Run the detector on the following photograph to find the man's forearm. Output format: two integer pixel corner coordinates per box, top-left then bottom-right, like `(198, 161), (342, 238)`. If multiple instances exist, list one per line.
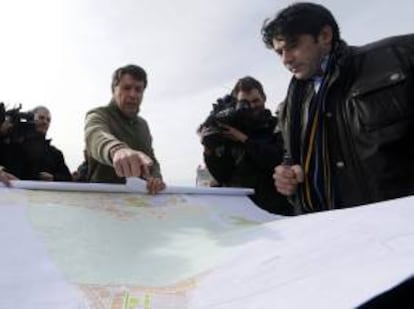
(85, 112), (126, 166)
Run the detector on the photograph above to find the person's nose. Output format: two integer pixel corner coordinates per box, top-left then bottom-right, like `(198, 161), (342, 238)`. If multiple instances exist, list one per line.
(282, 50), (294, 66)
(129, 89), (140, 100)
(250, 102), (259, 109)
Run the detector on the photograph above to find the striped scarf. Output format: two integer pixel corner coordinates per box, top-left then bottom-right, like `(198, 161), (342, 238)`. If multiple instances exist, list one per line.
(289, 60), (336, 212)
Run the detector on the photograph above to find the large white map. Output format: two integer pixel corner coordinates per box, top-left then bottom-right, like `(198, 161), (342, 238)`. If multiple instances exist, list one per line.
(1, 184), (414, 309)
(0, 185), (277, 308)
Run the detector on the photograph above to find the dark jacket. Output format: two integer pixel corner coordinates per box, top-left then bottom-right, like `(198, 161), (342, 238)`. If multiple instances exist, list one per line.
(73, 160), (88, 182)
(204, 112), (292, 215)
(0, 134), (72, 181)
(279, 34), (414, 211)
(21, 135), (72, 181)
(0, 141), (28, 178)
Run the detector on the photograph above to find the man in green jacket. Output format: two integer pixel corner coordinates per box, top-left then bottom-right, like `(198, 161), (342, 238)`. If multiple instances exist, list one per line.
(85, 64), (165, 194)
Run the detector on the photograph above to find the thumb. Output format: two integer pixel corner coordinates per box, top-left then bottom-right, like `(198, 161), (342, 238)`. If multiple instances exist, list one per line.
(139, 152), (153, 166)
(291, 165), (305, 183)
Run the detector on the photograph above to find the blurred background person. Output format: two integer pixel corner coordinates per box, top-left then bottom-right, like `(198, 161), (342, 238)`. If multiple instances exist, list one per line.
(72, 148), (89, 182)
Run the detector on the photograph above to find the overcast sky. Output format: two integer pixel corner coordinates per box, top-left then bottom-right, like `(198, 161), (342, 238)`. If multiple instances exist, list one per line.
(0, 0), (412, 185)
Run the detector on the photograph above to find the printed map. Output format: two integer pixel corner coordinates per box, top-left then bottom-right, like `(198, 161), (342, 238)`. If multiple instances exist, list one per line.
(1, 189), (276, 308)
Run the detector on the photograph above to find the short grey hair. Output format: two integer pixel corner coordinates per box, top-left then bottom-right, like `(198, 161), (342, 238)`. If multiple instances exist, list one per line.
(32, 106), (50, 115)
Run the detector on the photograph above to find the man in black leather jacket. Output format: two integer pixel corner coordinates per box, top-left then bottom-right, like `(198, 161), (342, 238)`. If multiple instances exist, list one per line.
(262, 3), (414, 213)
(199, 76), (292, 215)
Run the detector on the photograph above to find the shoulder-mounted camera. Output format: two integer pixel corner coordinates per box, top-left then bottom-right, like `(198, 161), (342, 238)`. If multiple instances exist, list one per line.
(199, 95), (275, 149)
(0, 102), (36, 143)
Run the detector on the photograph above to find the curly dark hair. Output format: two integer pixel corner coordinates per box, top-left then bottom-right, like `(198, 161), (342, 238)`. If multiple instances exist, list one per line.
(111, 64), (147, 92)
(261, 2), (340, 49)
(230, 76), (266, 102)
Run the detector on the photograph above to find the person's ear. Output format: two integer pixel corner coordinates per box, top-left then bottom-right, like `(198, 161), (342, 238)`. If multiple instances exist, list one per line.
(318, 25), (333, 48)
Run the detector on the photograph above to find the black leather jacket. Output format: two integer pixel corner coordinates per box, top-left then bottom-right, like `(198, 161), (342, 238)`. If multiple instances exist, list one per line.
(279, 34), (414, 209)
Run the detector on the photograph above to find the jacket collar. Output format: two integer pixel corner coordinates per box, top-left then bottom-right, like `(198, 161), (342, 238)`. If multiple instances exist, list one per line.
(108, 99), (139, 123)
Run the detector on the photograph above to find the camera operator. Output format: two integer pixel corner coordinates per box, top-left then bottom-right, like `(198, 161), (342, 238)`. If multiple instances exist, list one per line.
(0, 103), (32, 185)
(199, 76), (292, 215)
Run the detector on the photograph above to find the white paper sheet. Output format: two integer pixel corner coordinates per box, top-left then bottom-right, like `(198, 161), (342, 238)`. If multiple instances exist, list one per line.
(1, 177), (254, 195)
(188, 196), (414, 308)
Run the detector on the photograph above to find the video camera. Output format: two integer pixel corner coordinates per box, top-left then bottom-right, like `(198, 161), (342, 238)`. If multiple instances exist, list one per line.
(200, 95), (275, 149)
(0, 102), (36, 143)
